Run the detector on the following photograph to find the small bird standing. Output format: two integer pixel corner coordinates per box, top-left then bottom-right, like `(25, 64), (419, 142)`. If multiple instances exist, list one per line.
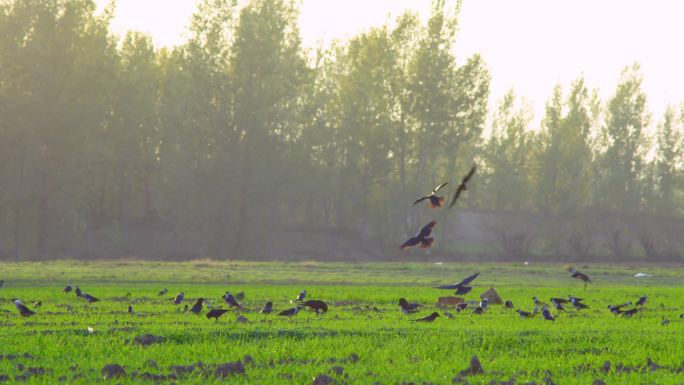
(414, 312), (440, 322)
(190, 298), (204, 315)
(296, 290), (306, 302)
(260, 301), (273, 314)
(542, 306), (555, 321)
(174, 292), (184, 305)
(63, 283), (72, 293)
(400, 221), (437, 250)
(504, 300), (514, 310)
(82, 293), (99, 303)
(75, 286), (82, 298)
(480, 297), (489, 312)
(158, 288), (168, 296)
(456, 303), (468, 312)
(13, 300), (34, 317)
(448, 164), (476, 209)
(127, 305), (134, 315)
(635, 295), (647, 307)
(278, 306), (300, 317)
(412, 182), (448, 208)
(399, 298), (422, 314)
(206, 309), (229, 321)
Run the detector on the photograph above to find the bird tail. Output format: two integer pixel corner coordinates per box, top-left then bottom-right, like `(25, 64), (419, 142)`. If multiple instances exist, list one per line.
(420, 238), (434, 248)
(430, 196), (445, 208)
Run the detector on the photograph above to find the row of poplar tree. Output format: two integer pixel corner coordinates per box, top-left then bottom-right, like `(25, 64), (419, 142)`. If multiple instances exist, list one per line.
(0, 0), (682, 259)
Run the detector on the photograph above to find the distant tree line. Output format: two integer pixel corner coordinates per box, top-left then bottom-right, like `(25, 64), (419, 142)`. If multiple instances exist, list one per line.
(0, 0), (682, 261)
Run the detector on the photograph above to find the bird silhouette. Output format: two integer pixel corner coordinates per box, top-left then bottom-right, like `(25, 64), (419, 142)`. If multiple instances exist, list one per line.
(435, 273), (479, 293)
(13, 300), (34, 317)
(296, 290), (306, 302)
(127, 305), (134, 315)
(635, 295), (647, 307)
(400, 221), (437, 249)
(190, 298), (204, 315)
(75, 286), (82, 297)
(207, 309), (229, 320)
(300, 300), (328, 314)
(82, 293), (98, 303)
(570, 268), (591, 287)
(448, 164), (476, 209)
(505, 300), (514, 310)
(63, 283), (72, 293)
(399, 298), (422, 314)
(223, 292), (242, 308)
(260, 301), (273, 314)
(278, 306), (300, 317)
(414, 312), (440, 322)
(412, 182), (448, 208)
(517, 309), (535, 318)
(174, 292), (184, 305)
(542, 306), (555, 321)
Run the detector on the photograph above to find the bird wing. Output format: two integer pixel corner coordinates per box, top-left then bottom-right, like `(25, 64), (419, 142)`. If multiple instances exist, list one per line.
(412, 196), (430, 206)
(418, 220), (437, 238)
(448, 184), (466, 209)
(400, 237), (421, 249)
(462, 164), (477, 184)
(434, 284), (460, 290)
(456, 272), (480, 286)
(432, 182), (448, 194)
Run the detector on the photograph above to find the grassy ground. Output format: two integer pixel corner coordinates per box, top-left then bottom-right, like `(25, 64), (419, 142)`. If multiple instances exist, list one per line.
(0, 260), (683, 384)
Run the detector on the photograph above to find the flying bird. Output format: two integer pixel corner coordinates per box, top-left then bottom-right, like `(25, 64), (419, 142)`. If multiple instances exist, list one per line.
(550, 298), (567, 311)
(570, 268), (591, 286)
(448, 164), (476, 209)
(412, 182), (448, 208)
(400, 220), (437, 250)
(63, 283), (72, 293)
(414, 312), (440, 322)
(399, 298), (422, 314)
(158, 288), (168, 296)
(260, 301), (273, 314)
(435, 272), (480, 291)
(206, 309), (229, 320)
(174, 292), (184, 305)
(505, 300), (514, 310)
(223, 292), (242, 308)
(300, 300), (328, 314)
(569, 296), (588, 310)
(13, 300), (34, 317)
(278, 306), (300, 317)
(190, 298), (204, 315)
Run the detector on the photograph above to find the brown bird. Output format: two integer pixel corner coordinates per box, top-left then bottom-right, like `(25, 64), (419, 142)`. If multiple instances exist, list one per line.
(300, 300), (328, 314)
(206, 309), (229, 320)
(414, 312), (440, 322)
(413, 182), (448, 208)
(400, 220), (437, 249)
(570, 268), (591, 287)
(448, 164), (476, 209)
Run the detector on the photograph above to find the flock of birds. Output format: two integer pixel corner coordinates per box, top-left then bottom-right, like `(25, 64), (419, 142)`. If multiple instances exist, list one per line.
(3, 165), (683, 324)
(6, 267), (684, 324)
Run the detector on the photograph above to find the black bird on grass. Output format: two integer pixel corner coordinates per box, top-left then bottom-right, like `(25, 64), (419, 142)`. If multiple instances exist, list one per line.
(296, 290), (306, 302)
(260, 301), (273, 314)
(82, 293), (99, 303)
(128, 305), (134, 315)
(13, 300), (34, 317)
(400, 221), (437, 250)
(63, 283), (72, 293)
(414, 312), (440, 322)
(635, 295), (647, 307)
(517, 309), (535, 318)
(542, 306), (555, 321)
(158, 288), (168, 296)
(621, 308), (639, 318)
(413, 182), (448, 208)
(206, 309), (229, 321)
(278, 306), (300, 317)
(75, 286), (82, 298)
(223, 292), (242, 308)
(456, 303), (468, 312)
(174, 292), (184, 305)
(300, 300), (328, 314)
(473, 306), (484, 315)
(448, 164), (476, 209)
(607, 305), (623, 315)
(190, 298), (204, 315)
(505, 300), (514, 310)
(399, 298), (422, 314)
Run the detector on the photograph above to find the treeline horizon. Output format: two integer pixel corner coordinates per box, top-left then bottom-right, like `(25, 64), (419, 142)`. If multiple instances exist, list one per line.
(0, 0), (683, 262)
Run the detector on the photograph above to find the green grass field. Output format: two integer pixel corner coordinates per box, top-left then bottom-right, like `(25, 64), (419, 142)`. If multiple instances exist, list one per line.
(0, 260), (683, 384)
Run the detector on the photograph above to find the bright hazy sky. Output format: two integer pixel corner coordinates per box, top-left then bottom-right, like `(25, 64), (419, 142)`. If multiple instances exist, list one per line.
(96, 0), (684, 126)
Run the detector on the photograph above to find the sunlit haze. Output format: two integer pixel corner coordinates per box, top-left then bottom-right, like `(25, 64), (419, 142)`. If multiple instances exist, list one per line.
(97, 0), (684, 126)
